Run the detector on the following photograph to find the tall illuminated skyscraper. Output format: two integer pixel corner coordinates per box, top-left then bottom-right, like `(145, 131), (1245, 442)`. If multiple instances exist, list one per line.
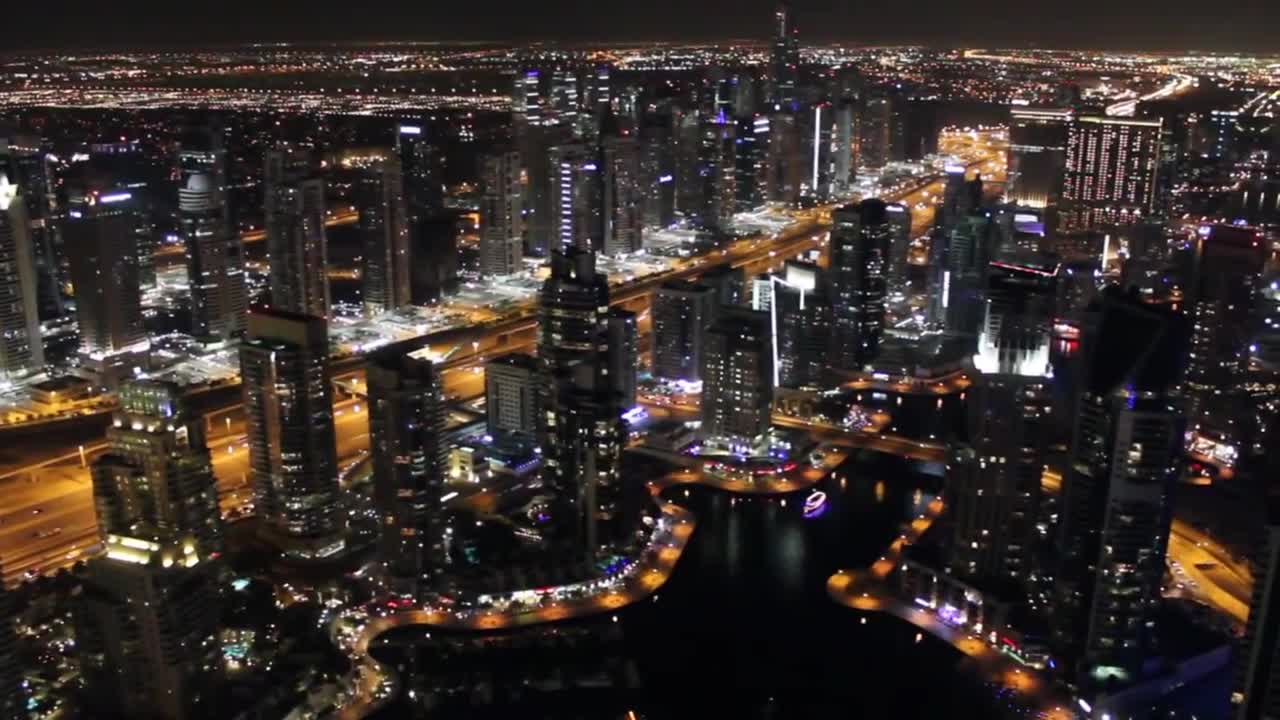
(240, 308), (343, 559)
(885, 202), (912, 294)
(772, 262), (831, 391)
(653, 280), (717, 383)
(479, 149), (523, 276)
(264, 150), (329, 318)
(1186, 224), (1266, 397)
(179, 127), (246, 342)
(768, 1), (800, 108)
(1052, 288), (1187, 689)
(861, 92), (893, 170)
(358, 157), (411, 316)
(701, 309), (773, 453)
(538, 248), (627, 559)
(1006, 108), (1072, 209)
(1061, 115), (1163, 230)
(549, 144), (600, 251)
(396, 122), (443, 219)
(829, 200), (891, 371)
(64, 187), (148, 380)
(949, 257), (1057, 584)
(602, 135), (643, 256)
(734, 115), (769, 212)
(368, 348), (448, 594)
(0, 172), (44, 379)
(92, 380), (223, 554)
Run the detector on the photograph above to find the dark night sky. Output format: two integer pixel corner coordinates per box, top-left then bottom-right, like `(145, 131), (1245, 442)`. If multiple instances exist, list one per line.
(9, 0), (1279, 52)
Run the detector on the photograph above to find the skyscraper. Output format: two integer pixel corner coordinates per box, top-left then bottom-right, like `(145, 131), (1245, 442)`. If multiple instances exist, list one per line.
(829, 200), (891, 371)
(240, 308), (343, 559)
(76, 537), (221, 720)
(639, 113), (677, 228)
(538, 249), (627, 558)
(1061, 115), (1163, 230)
(652, 280), (717, 383)
(1186, 224), (1266, 396)
(766, 112), (803, 207)
(768, 1), (800, 109)
(1007, 108), (1072, 209)
(1052, 288), (1188, 688)
(178, 126), (246, 342)
(264, 149), (329, 319)
(359, 157), (411, 317)
(1234, 497), (1280, 720)
(602, 135), (643, 256)
(0, 135), (63, 321)
(0, 172), (44, 379)
(92, 380), (223, 553)
(885, 202), (912, 294)
(368, 348), (448, 593)
(701, 309), (774, 453)
(606, 308), (638, 409)
(485, 353), (540, 444)
(772, 262), (831, 391)
(479, 149), (524, 276)
(698, 117), (737, 232)
(861, 92), (893, 170)
(64, 188), (147, 361)
(549, 144), (600, 251)
(949, 257), (1057, 584)
(396, 123), (443, 219)
(734, 115), (769, 212)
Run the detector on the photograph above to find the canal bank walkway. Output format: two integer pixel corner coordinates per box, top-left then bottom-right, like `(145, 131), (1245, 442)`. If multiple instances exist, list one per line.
(826, 496), (1074, 719)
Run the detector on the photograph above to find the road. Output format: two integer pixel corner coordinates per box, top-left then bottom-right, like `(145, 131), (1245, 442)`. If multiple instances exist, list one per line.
(153, 209), (360, 259)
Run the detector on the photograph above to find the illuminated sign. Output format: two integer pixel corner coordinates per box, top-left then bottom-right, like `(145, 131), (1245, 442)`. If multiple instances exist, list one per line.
(803, 490), (828, 518)
(399, 125), (423, 135)
(886, 205), (905, 214)
(945, 164), (965, 174)
(99, 192), (132, 204)
(658, 174), (674, 184)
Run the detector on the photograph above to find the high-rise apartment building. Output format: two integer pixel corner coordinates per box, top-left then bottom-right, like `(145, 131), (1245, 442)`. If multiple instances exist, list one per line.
(92, 380), (223, 553)
(485, 353), (540, 444)
(550, 144), (601, 252)
(0, 172), (44, 379)
(240, 308), (343, 559)
(861, 93), (893, 170)
(479, 150), (524, 276)
(602, 136), (643, 256)
(768, 1), (800, 109)
(652, 280), (717, 383)
(772, 262), (831, 391)
(178, 127), (246, 342)
(396, 123), (443, 219)
(701, 309), (774, 453)
(1052, 289), (1187, 689)
(606, 308), (638, 409)
(829, 200), (891, 371)
(358, 157), (411, 317)
(264, 149), (329, 318)
(885, 202), (912, 294)
(368, 348), (448, 593)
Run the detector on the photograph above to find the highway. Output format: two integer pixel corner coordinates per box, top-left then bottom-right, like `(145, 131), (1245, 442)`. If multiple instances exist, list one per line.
(153, 209), (360, 259)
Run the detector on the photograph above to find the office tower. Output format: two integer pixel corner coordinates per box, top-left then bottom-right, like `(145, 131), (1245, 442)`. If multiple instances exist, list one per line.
(885, 202), (912, 294)
(701, 309), (773, 453)
(829, 200), (891, 371)
(358, 157), (411, 317)
(606, 308), (637, 409)
(514, 71), (557, 257)
(926, 169), (984, 325)
(179, 128), (245, 342)
(602, 136), (643, 256)
(942, 214), (1000, 337)
(368, 348), (448, 593)
(479, 149), (523, 276)
(92, 380), (222, 553)
(264, 150), (329, 318)
(653, 280), (717, 382)
(240, 309), (343, 559)
(1208, 109), (1240, 161)
(538, 248), (626, 558)
(639, 115), (677, 228)
(675, 110), (704, 219)
(768, 1), (800, 109)
(735, 115), (769, 212)
(1061, 116), (1163, 230)
(802, 103), (836, 200)
(0, 135), (62, 320)
(485, 353), (540, 444)
(697, 118), (737, 232)
(1234, 498), (1280, 719)
(548, 71), (582, 133)
(950, 258), (1057, 584)
(396, 123), (443, 219)
(1007, 108), (1072, 209)
(77, 537), (221, 720)
(550, 144), (601, 251)
(0, 583), (24, 720)
(64, 189), (146, 358)
(409, 214), (459, 303)
(772, 262), (831, 390)
(701, 262), (747, 308)
(0, 172), (44, 379)
(766, 112), (803, 206)
(1186, 224), (1266, 396)
(587, 64), (612, 113)
(861, 92), (893, 170)
(1052, 288), (1187, 687)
